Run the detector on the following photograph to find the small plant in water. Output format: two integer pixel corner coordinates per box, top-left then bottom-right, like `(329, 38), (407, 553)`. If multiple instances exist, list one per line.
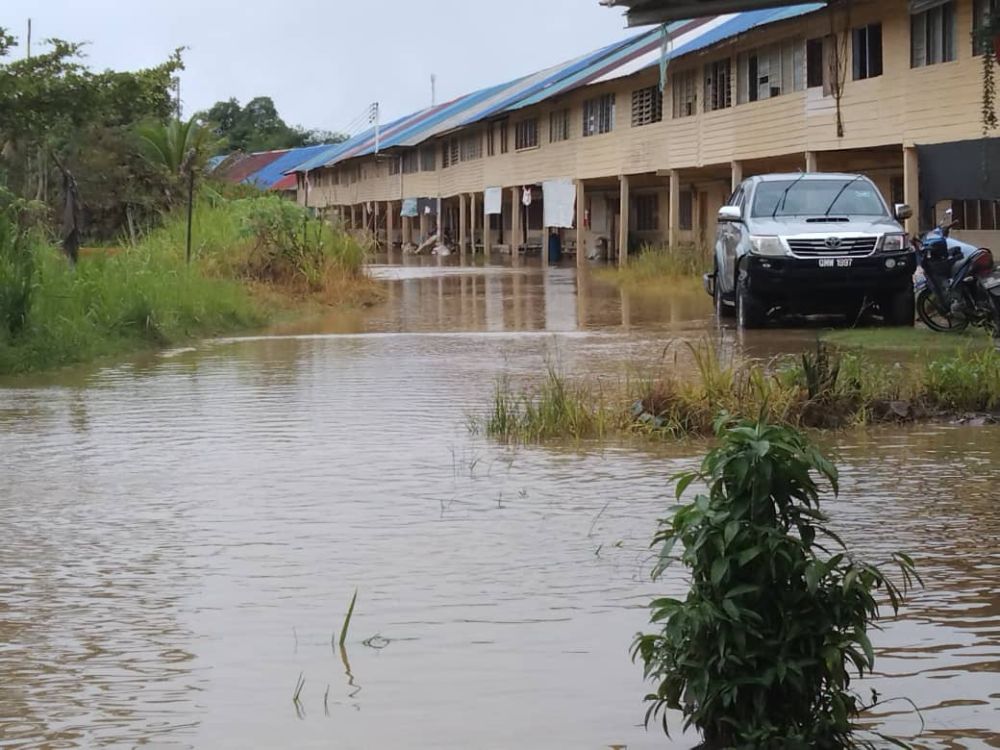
(633, 417), (920, 749)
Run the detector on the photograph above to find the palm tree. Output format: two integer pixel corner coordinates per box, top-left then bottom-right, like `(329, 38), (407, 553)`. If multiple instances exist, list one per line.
(136, 116), (221, 263)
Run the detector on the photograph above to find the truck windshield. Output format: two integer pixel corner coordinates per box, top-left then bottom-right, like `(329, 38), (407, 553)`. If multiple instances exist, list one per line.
(751, 179), (887, 218)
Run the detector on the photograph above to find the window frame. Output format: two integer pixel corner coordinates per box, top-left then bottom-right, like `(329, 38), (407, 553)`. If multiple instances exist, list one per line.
(549, 109), (570, 143)
(631, 84), (663, 126)
(704, 59), (732, 112)
(911, 2), (956, 68)
(514, 118), (539, 151)
(633, 193), (659, 232)
(582, 93), (615, 137)
(672, 69), (699, 118)
(852, 23), (883, 80)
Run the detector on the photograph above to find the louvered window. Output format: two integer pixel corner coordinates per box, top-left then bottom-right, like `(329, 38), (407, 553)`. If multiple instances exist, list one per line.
(582, 94), (615, 136)
(460, 132), (482, 161)
(672, 70), (698, 118)
(705, 59), (732, 111)
(631, 85), (663, 126)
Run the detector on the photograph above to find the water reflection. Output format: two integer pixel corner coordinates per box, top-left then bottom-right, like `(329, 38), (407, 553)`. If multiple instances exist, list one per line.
(0, 258), (996, 749)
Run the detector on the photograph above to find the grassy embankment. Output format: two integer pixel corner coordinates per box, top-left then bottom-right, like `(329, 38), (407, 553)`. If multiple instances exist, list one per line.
(595, 243), (711, 289)
(0, 194), (376, 375)
(481, 341), (1000, 442)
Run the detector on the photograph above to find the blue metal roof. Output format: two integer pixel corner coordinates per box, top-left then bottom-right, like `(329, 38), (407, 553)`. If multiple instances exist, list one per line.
(289, 3), (822, 174)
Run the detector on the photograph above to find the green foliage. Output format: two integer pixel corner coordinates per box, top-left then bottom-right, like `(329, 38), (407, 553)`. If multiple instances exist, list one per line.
(0, 205), (36, 339)
(480, 341), (1000, 442)
(600, 243), (712, 287)
(633, 419), (919, 748)
(136, 116), (221, 177)
(199, 96), (346, 154)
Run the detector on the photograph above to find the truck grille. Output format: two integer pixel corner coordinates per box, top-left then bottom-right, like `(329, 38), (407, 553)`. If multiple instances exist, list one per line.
(786, 236), (878, 257)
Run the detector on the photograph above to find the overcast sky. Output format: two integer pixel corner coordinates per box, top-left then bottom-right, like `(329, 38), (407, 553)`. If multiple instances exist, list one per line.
(5, 1), (633, 134)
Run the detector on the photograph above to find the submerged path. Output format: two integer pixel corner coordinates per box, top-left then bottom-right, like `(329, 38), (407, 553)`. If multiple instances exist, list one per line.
(1, 257), (997, 748)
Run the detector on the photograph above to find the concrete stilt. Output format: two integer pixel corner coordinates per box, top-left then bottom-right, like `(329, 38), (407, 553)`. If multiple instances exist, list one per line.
(668, 170), (681, 249)
(731, 160), (744, 192)
(805, 150), (818, 173)
(510, 187), (521, 262)
(576, 179), (586, 269)
(903, 145), (920, 236)
(459, 192), (468, 256)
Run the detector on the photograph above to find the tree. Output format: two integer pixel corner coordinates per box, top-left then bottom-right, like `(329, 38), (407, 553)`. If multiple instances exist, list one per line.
(199, 96), (346, 153)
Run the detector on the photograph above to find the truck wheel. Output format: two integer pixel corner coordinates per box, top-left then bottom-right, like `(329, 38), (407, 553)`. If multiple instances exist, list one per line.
(736, 275), (766, 330)
(714, 266), (734, 320)
(882, 287), (915, 327)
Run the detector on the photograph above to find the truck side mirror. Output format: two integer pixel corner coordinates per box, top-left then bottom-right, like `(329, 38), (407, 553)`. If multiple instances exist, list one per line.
(718, 205), (742, 222)
(894, 203), (913, 221)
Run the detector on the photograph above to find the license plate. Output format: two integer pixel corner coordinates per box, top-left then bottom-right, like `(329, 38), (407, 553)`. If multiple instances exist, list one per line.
(983, 274), (1000, 290)
(818, 258), (853, 268)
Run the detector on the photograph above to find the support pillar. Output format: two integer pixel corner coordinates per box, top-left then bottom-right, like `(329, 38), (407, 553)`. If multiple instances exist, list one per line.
(419, 209), (430, 240)
(668, 170), (681, 249)
(510, 187), (521, 259)
(903, 145), (920, 236)
(731, 160), (743, 192)
(618, 174), (630, 268)
(351, 204), (358, 230)
(805, 150), (818, 173)
(484, 196), (493, 255)
(470, 193), (478, 253)
(575, 179), (586, 269)
(373, 201), (381, 242)
(436, 197), (443, 241)
(693, 190), (703, 250)
(402, 215), (412, 246)
(386, 201), (395, 250)
(459, 192), (468, 255)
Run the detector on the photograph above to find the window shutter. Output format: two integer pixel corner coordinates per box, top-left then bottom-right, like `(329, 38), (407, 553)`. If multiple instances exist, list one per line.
(911, 13), (927, 67)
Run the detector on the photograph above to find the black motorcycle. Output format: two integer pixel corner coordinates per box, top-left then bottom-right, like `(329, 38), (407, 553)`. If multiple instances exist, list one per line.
(913, 214), (1000, 335)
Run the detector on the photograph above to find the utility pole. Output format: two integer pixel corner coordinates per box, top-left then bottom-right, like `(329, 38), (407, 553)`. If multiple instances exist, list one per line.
(26, 18), (31, 58)
(372, 102), (380, 154)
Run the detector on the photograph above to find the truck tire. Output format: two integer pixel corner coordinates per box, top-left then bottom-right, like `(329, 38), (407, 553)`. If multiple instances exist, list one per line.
(736, 274), (766, 329)
(882, 287), (915, 327)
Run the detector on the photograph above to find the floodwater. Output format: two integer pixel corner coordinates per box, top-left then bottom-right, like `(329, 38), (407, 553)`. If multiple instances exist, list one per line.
(1, 254), (997, 749)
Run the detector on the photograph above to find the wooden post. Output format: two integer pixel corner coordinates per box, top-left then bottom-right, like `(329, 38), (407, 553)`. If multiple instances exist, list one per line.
(731, 160), (743, 192)
(402, 214), (412, 246)
(576, 179), (586, 269)
(668, 170), (681, 249)
(510, 187), (520, 259)
(805, 151), (818, 173)
(459, 192), (468, 256)
(419, 208), (429, 240)
(386, 201), (396, 250)
(618, 174), (630, 268)
(903, 145), (920, 236)
(351, 204), (358, 230)
(484, 194), (493, 255)
(436, 197), (443, 243)
(470, 193), (478, 253)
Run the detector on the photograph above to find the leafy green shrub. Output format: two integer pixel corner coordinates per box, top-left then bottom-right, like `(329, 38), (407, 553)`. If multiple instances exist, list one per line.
(0, 209), (36, 339)
(633, 418), (919, 749)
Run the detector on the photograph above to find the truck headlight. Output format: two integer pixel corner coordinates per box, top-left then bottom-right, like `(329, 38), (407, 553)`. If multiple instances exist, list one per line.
(881, 233), (907, 253)
(749, 236), (785, 256)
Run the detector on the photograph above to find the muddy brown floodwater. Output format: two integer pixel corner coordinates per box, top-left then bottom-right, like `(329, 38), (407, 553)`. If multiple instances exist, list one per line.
(1, 255), (997, 750)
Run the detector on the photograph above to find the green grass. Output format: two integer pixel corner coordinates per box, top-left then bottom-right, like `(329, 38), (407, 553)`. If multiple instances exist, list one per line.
(0, 194), (374, 375)
(822, 326), (994, 352)
(597, 243), (711, 288)
(478, 341), (1000, 443)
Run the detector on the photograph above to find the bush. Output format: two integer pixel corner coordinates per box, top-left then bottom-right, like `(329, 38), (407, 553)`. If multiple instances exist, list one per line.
(633, 418), (919, 749)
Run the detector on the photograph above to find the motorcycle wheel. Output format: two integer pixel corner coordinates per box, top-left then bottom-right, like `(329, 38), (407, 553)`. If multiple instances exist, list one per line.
(916, 288), (969, 333)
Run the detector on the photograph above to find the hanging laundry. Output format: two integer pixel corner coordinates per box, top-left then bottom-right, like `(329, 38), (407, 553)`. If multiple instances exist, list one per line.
(484, 187), (503, 215)
(522, 186), (533, 207)
(400, 198), (418, 217)
(542, 178), (576, 228)
(416, 197), (437, 215)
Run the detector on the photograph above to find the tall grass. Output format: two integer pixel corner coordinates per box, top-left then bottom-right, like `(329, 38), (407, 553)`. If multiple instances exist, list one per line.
(479, 341), (1000, 442)
(599, 243), (712, 288)
(0, 194), (375, 374)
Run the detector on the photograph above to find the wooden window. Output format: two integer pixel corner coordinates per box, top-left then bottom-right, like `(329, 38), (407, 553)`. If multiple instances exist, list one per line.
(549, 109), (570, 142)
(679, 190), (693, 231)
(911, 2), (956, 67)
(852, 23), (883, 79)
(514, 118), (539, 150)
(951, 199), (1000, 230)
(449, 138), (459, 165)
(402, 150), (419, 174)
(420, 146), (436, 172)
(634, 193), (659, 231)
(487, 125), (495, 156)
(806, 38), (825, 88)
(672, 70), (698, 118)
(704, 60), (732, 112)
(441, 141), (449, 169)
(388, 157), (400, 175)
(331, 169), (340, 186)
(460, 132), (482, 161)
(736, 39), (805, 104)
(499, 121), (509, 153)
(631, 85), (663, 126)
(974, 0), (1000, 54)
(582, 93), (615, 136)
